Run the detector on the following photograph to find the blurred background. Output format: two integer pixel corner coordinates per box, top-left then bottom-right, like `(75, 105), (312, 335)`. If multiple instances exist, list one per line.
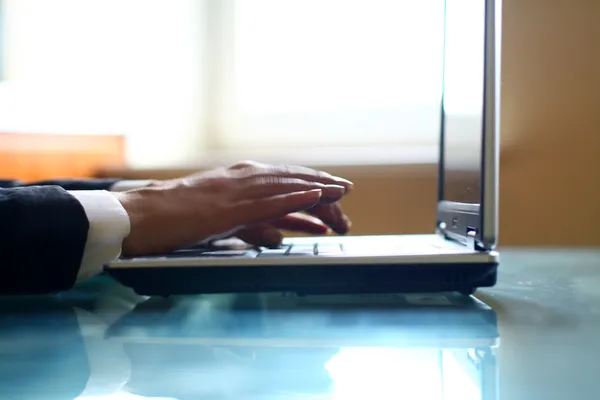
(0, 0), (598, 246)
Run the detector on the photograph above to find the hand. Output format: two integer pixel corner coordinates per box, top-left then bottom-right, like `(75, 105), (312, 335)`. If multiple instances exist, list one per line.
(113, 161), (353, 256)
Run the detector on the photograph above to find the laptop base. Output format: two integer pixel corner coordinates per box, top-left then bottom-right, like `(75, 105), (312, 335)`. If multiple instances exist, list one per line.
(106, 261), (498, 297)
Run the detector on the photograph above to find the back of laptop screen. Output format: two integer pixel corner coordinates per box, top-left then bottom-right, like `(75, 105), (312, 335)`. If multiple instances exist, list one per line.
(441, 0), (486, 204)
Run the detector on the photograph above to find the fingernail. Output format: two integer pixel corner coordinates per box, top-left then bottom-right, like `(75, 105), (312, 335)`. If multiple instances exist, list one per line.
(339, 216), (352, 233)
(323, 184), (346, 200)
(344, 216), (352, 230)
(301, 189), (322, 204)
(334, 177), (354, 190)
(308, 188), (323, 198)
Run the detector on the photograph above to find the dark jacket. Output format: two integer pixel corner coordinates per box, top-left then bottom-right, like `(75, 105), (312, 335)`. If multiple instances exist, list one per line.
(0, 179), (119, 294)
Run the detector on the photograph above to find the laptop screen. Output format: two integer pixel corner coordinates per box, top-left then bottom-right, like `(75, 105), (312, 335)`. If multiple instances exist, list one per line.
(441, 0), (486, 204)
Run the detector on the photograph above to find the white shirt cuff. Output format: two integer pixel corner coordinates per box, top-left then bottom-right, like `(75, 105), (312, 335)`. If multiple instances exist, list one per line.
(68, 190), (131, 281)
(110, 180), (153, 192)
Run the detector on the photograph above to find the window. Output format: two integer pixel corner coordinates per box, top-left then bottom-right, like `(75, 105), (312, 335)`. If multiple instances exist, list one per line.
(0, 0), (446, 167)
(218, 0), (445, 152)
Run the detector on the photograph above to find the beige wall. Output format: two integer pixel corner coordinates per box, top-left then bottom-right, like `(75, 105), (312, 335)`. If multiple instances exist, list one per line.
(324, 0), (600, 247)
(98, 0), (600, 247)
(497, 0), (600, 246)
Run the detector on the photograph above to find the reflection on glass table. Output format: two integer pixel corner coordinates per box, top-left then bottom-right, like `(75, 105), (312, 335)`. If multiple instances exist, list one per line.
(103, 292), (499, 400)
(0, 288), (498, 400)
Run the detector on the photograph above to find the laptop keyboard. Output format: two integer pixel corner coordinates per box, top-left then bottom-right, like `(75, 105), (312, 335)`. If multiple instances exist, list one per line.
(148, 237), (467, 260)
(258, 243), (344, 257)
(158, 243), (344, 259)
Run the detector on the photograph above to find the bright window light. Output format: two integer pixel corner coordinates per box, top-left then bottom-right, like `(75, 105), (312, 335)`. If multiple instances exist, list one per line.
(0, 0), (487, 166)
(221, 0), (445, 150)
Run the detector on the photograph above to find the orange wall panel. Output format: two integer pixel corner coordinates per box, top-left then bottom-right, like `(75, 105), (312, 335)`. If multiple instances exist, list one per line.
(0, 133), (125, 182)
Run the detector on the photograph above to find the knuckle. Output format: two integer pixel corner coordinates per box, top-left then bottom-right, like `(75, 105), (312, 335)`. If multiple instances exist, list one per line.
(229, 161), (266, 181)
(257, 176), (316, 189)
(276, 163), (297, 176)
(262, 163), (290, 177)
(230, 160), (260, 170)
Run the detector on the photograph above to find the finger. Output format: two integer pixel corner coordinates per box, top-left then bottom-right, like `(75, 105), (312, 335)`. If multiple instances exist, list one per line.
(270, 213), (329, 235)
(236, 224), (283, 248)
(233, 162), (354, 192)
(238, 189), (324, 227)
(237, 176), (346, 203)
(306, 202), (352, 235)
(271, 164), (354, 192)
(236, 213), (329, 247)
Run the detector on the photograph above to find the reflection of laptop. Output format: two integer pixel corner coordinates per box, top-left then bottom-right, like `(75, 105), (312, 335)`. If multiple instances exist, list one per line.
(105, 293), (499, 400)
(105, 0), (501, 297)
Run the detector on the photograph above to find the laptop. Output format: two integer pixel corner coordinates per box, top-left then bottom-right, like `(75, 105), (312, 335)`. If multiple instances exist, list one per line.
(105, 0), (502, 297)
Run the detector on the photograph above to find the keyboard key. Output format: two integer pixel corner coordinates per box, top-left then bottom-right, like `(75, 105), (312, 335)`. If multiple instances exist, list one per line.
(287, 244), (316, 256)
(316, 243), (343, 255)
(161, 250), (210, 258)
(286, 252), (315, 257)
(200, 250), (250, 257)
(290, 244), (315, 251)
(162, 249), (250, 258)
(258, 248), (289, 257)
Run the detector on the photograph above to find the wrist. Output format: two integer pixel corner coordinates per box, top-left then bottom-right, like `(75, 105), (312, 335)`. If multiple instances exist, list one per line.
(111, 190), (159, 256)
(111, 179), (159, 192)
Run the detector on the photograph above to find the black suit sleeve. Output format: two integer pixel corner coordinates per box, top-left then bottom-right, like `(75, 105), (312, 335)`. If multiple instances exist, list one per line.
(0, 178), (121, 294)
(0, 186), (90, 294)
